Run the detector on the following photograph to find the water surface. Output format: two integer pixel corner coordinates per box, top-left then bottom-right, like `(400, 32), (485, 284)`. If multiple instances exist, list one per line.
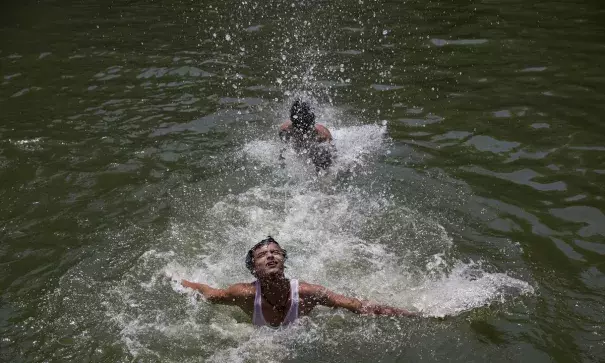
(1, 0), (604, 362)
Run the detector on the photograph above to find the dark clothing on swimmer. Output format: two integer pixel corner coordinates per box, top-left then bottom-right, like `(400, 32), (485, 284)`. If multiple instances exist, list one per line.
(279, 101), (335, 170)
(290, 100), (316, 134)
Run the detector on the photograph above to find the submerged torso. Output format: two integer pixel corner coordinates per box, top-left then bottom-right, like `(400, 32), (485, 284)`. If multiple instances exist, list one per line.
(284, 126), (335, 170)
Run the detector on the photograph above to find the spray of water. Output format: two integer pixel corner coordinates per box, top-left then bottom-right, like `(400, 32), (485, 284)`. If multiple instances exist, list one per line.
(98, 100), (533, 362)
(71, 2), (535, 359)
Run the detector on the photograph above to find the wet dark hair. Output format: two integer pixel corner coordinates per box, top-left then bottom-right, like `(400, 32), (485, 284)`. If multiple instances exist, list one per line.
(245, 236), (288, 274)
(290, 100), (315, 133)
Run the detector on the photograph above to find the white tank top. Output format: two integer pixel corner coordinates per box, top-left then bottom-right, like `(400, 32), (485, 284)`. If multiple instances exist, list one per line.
(252, 279), (299, 327)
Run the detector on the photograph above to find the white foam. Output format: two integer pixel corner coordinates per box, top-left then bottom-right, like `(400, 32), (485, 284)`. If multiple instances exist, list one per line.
(412, 260), (534, 317)
(11, 137), (42, 145)
(105, 104), (533, 361)
(242, 122), (389, 181)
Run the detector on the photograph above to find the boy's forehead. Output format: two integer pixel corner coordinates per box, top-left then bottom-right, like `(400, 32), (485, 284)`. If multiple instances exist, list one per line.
(253, 242), (281, 254)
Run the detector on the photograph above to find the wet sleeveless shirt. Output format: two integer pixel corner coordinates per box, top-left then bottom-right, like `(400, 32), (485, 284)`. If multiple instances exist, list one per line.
(253, 279), (299, 327)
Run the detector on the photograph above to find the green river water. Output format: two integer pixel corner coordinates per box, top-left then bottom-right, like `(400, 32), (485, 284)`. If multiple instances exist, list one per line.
(1, 0), (604, 362)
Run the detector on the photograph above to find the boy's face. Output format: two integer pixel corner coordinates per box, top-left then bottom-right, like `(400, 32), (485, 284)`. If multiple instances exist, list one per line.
(252, 242), (286, 278)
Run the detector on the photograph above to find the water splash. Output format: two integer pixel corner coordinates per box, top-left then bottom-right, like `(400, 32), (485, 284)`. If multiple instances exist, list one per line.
(100, 104), (533, 361)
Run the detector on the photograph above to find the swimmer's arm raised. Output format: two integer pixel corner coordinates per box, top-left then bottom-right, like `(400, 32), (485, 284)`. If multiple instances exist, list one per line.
(315, 125), (332, 142)
(307, 283), (417, 317)
(278, 121), (292, 142)
(279, 120), (292, 130)
(181, 280), (251, 306)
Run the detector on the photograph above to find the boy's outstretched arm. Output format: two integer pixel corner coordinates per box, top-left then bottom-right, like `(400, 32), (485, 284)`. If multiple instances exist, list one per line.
(181, 279), (252, 307)
(305, 283), (419, 317)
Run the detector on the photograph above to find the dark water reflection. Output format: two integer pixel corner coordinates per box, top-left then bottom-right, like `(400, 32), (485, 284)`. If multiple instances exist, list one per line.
(1, 0), (605, 361)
